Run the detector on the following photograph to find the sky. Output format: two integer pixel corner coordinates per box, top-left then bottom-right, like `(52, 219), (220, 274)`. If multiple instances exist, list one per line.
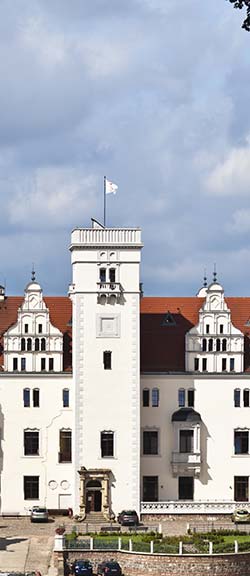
(1, 0), (250, 297)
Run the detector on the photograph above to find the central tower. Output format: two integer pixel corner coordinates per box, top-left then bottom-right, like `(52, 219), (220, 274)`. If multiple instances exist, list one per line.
(69, 221), (143, 517)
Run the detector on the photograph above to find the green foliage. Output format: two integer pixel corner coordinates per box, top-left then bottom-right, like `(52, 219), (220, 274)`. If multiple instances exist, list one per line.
(227, 0), (250, 30)
(65, 530), (77, 541)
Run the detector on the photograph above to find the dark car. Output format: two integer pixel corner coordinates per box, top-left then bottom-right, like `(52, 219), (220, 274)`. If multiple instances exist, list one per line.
(97, 561), (122, 576)
(117, 509), (139, 526)
(72, 560), (93, 575)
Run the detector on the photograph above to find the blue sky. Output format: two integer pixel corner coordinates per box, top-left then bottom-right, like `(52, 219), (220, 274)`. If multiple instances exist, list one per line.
(0, 0), (250, 297)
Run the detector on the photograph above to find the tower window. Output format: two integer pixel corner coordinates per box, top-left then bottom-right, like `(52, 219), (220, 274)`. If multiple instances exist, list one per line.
(109, 268), (116, 283)
(202, 339), (207, 352)
(222, 338), (227, 352)
(41, 358), (46, 372)
(101, 431), (114, 457)
(35, 338), (39, 351)
(63, 388), (69, 407)
(152, 388), (159, 407)
(21, 358), (26, 371)
(24, 324), (29, 334)
(21, 338), (26, 351)
(23, 388), (30, 407)
(194, 358), (199, 371)
(208, 339), (213, 352)
(216, 338), (221, 352)
(38, 324), (42, 334)
(220, 324), (224, 334)
(202, 358), (207, 371)
(41, 338), (46, 351)
(178, 389), (185, 407)
(13, 358), (18, 372)
(103, 351), (112, 370)
(100, 269), (106, 283)
(206, 324), (210, 334)
(143, 389), (150, 407)
(222, 358), (227, 372)
(230, 358), (235, 372)
(49, 358), (54, 371)
(234, 389), (241, 408)
(33, 388), (40, 407)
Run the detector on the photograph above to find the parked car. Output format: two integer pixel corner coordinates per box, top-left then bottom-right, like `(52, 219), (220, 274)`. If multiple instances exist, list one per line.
(232, 509), (250, 523)
(72, 559), (93, 575)
(30, 506), (49, 522)
(117, 509), (139, 526)
(97, 561), (122, 576)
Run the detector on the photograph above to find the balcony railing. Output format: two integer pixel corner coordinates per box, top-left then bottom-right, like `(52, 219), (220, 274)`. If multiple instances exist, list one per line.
(171, 451), (201, 477)
(97, 282), (123, 294)
(141, 501), (250, 514)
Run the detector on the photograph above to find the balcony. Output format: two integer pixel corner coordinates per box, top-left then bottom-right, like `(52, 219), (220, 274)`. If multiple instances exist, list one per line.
(171, 452), (201, 478)
(97, 282), (124, 303)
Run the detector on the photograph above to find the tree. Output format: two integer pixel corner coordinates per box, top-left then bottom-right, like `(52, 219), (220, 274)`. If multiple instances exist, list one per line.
(227, 0), (250, 30)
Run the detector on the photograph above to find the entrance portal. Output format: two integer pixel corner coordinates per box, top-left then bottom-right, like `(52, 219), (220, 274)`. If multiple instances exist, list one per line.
(86, 489), (102, 512)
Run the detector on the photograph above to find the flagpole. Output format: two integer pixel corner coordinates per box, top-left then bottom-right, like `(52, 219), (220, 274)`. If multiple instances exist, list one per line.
(104, 175), (106, 227)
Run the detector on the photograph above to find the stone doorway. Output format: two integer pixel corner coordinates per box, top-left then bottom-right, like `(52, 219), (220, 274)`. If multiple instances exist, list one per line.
(78, 467), (112, 519)
(86, 480), (102, 512)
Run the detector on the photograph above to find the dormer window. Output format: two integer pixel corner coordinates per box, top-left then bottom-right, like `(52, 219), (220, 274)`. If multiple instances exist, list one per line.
(220, 324), (224, 334)
(206, 324), (210, 334)
(38, 324), (42, 334)
(24, 324), (29, 334)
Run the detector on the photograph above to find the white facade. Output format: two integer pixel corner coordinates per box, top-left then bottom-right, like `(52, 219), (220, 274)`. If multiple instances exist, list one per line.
(0, 222), (250, 517)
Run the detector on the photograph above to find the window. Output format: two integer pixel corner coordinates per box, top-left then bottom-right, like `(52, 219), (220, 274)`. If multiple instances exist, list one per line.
(33, 388), (40, 407)
(59, 430), (72, 462)
(109, 268), (116, 283)
(21, 358), (26, 372)
(234, 476), (249, 502)
(194, 358), (199, 371)
(179, 430), (193, 453)
(41, 358), (46, 372)
(41, 338), (46, 351)
(234, 431), (249, 454)
(152, 388), (159, 407)
(35, 338), (39, 351)
(49, 358), (54, 372)
(244, 389), (250, 408)
(220, 324), (224, 334)
(208, 338), (213, 352)
(202, 339), (207, 352)
(202, 358), (207, 371)
(13, 358), (18, 371)
(143, 389), (150, 407)
(27, 338), (32, 351)
(178, 389), (185, 407)
(143, 430), (158, 455)
(216, 338), (221, 352)
(222, 338), (227, 352)
(24, 430), (39, 456)
(179, 477), (194, 500)
(143, 476), (158, 502)
(101, 431), (114, 457)
(21, 338), (26, 351)
(103, 351), (112, 370)
(234, 389), (241, 408)
(222, 358), (227, 372)
(100, 268), (106, 283)
(23, 388), (30, 407)
(38, 324), (42, 334)
(63, 388), (69, 407)
(230, 358), (235, 372)
(24, 324), (29, 334)
(24, 476), (39, 499)
(206, 324), (210, 334)
(188, 389), (194, 408)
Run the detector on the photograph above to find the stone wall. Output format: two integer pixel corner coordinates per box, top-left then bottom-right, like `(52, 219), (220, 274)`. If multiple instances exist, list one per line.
(55, 549), (250, 576)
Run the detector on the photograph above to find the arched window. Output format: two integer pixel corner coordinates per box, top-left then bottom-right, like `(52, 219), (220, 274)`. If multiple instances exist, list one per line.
(27, 338), (32, 351)
(35, 338), (39, 351)
(234, 389), (241, 408)
(23, 388), (30, 407)
(41, 338), (46, 351)
(152, 388), (159, 407)
(21, 338), (26, 351)
(222, 338), (227, 352)
(216, 339), (221, 352)
(143, 389), (150, 407)
(178, 389), (185, 407)
(208, 338), (213, 352)
(243, 389), (250, 408)
(202, 339), (207, 352)
(63, 389), (69, 408)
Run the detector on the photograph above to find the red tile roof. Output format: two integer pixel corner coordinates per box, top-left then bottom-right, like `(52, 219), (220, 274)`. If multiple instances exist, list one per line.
(140, 297), (250, 372)
(0, 297), (72, 372)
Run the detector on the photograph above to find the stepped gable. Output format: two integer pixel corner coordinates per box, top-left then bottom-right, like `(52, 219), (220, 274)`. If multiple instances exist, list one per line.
(0, 296), (72, 372)
(140, 296), (250, 373)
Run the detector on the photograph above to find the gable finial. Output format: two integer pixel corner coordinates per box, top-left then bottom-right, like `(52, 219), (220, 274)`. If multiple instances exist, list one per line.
(31, 263), (36, 282)
(203, 268), (207, 288)
(213, 263), (217, 283)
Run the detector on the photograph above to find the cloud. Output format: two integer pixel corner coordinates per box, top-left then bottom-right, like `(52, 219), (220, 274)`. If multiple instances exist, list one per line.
(206, 143), (250, 196)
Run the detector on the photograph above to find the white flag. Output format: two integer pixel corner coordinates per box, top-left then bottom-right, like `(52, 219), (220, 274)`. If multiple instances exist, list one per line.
(106, 178), (118, 194)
